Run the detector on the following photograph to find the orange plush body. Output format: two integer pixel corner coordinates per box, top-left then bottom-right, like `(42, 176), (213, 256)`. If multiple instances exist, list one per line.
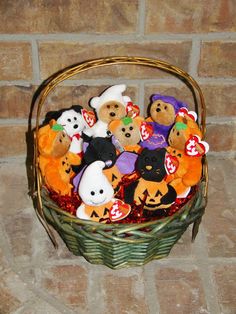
(166, 147), (202, 196)
(37, 120), (81, 195)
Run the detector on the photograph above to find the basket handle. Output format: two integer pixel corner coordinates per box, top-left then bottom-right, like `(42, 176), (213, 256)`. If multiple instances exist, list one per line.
(33, 56), (207, 247)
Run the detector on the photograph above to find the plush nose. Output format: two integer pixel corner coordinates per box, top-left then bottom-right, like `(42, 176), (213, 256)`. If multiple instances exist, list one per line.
(110, 112), (116, 117)
(146, 165), (152, 170)
(125, 133), (131, 138)
(156, 108), (161, 112)
(73, 124), (78, 129)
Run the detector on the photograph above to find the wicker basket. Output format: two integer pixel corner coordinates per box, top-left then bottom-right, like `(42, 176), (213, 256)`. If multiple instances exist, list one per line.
(33, 56), (208, 269)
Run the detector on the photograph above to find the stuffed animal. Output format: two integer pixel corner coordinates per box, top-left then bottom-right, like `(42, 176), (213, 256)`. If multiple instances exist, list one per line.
(132, 148), (177, 210)
(141, 94), (187, 150)
(44, 105), (94, 155)
(83, 84), (130, 138)
(109, 116), (144, 153)
(76, 161), (131, 222)
(73, 137), (138, 193)
(43, 152), (81, 195)
(165, 147), (202, 197)
(38, 119), (71, 176)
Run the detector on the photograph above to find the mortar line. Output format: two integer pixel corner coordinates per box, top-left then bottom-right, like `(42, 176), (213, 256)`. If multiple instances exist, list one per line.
(31, 39), (41, 83)
(189, 39), (201, 77)
(137, 0), (146, 36)
(0, 32), (235, 41)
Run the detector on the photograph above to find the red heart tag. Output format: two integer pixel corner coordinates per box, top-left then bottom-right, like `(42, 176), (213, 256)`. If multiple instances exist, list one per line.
(177, 107), (197, 121)
(82, 109), (96, 127)
(165, 153), (179, 174)
(126, 102), (140, 118)
(185, 135), (209, 157)
(139, 122), (154, 141)
(109, 200), (131, 222)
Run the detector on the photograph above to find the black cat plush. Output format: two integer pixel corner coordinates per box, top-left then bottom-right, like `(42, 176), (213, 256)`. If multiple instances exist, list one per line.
(133, 148), (177, 211)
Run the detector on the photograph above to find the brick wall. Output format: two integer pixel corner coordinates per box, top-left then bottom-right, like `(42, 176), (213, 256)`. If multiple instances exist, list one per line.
(0, 0), (236, 160)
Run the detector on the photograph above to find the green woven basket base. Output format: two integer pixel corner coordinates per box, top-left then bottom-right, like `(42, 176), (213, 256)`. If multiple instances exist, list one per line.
(41, 181), (206, 269)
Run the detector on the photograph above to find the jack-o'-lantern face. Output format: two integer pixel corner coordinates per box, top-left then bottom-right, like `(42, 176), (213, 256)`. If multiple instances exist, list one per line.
(103, 165), (122, 192)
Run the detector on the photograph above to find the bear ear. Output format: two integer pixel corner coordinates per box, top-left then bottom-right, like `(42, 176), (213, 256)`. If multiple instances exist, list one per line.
(90, 97), (100, 109)
(108, 120), (121, 133)
(71, 105), (83, 114)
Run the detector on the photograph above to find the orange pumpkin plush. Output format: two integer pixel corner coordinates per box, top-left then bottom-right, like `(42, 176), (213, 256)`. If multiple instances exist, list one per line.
(166, 147), (202, 196)
(37, 119), (81, 195)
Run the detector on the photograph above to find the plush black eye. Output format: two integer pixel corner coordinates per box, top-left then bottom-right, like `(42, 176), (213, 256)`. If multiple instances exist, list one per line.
(62, 161), (65, 165)
(177, 153), (182, 157)
(151, 157), (157, 162)
(109, 152), (114, 158)
(173, 150), (176, 154)
(115, 104), (119, 108)
(122, 128), (126, 132)
(91, 191), (95, 196)
(74, 117), (77, 121)
(144, 156), (150, 162)
(99, 189), (104, 194)
(164, 106), (167, 110)
(107, 105), (110, 109)
(177, 131), (180, 136)
(67, 118), (71, 122)
(129, 126), (133, 131)
(59, 139), (62, 143)
(157, 103), (160, 107)
(62, 133), (65, 137)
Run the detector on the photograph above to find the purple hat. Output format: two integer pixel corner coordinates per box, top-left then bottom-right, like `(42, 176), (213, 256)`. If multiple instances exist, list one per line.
(151, 94), (188, 114)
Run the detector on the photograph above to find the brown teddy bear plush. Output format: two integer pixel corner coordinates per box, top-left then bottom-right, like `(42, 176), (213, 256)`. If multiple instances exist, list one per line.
(38, 119), (71, 176)
(109, 116), (144, 153)
(83, 84), (130, 138)
(37, 119), (81, 195)
(141, 94), (186, 150)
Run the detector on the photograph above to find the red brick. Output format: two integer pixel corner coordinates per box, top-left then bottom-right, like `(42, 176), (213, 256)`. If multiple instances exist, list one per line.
(212, 265), (236, 314)
(0, 124), (28, 157)
(39, 41), (191, 79)
(155, 267), (208, 314)
(0, 163), (33, 214)
(102, 274), (149, 314)
(0, 86), (35, 118)
(0, 1), (138, 34)
(0, 42), (32, 80)
(39, 265), (88, 309)
(204, 158), (236, 257)
(206, 123), (236, 152)
(146, 0), (236, 34)
(202, 84), (236, 117)
(199, 41), (236, 78)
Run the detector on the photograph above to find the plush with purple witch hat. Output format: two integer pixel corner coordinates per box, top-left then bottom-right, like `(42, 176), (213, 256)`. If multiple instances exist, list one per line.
(141, 94), (188, 150)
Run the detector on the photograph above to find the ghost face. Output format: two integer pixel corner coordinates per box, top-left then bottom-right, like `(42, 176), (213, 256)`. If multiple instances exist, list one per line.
(79, 161), (114, 206)
(57, 109), (86, 137)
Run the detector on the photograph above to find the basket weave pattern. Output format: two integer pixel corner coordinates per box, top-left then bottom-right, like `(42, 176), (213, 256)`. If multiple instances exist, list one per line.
(34, 57), (208, 269)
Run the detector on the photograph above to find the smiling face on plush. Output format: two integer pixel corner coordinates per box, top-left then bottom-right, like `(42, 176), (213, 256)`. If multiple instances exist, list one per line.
(78, 161), (114, 206)
(109, 116), (143, 148)
(150, 100), (175, 126)
(57, 109), (86, 137)
(98, 101), (126, 123)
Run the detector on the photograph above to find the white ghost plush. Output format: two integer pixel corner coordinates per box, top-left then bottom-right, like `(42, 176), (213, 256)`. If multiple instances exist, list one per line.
(83, 84), (131, 138)
(76, 161), (114, 221)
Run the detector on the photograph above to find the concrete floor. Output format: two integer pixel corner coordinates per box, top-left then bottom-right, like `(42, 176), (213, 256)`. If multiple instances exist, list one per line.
(0, 156), (235, 314)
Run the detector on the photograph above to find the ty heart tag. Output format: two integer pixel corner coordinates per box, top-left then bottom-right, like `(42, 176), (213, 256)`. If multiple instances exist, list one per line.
(82, 109), (96, 127)
(165, 153), (179, 174)
(177, 107), (197, 121)
(139, 122), (153, 141)
(126, 102), (140, 118)
(185, 135), (209, 157)
(109, 200), (131, 222)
